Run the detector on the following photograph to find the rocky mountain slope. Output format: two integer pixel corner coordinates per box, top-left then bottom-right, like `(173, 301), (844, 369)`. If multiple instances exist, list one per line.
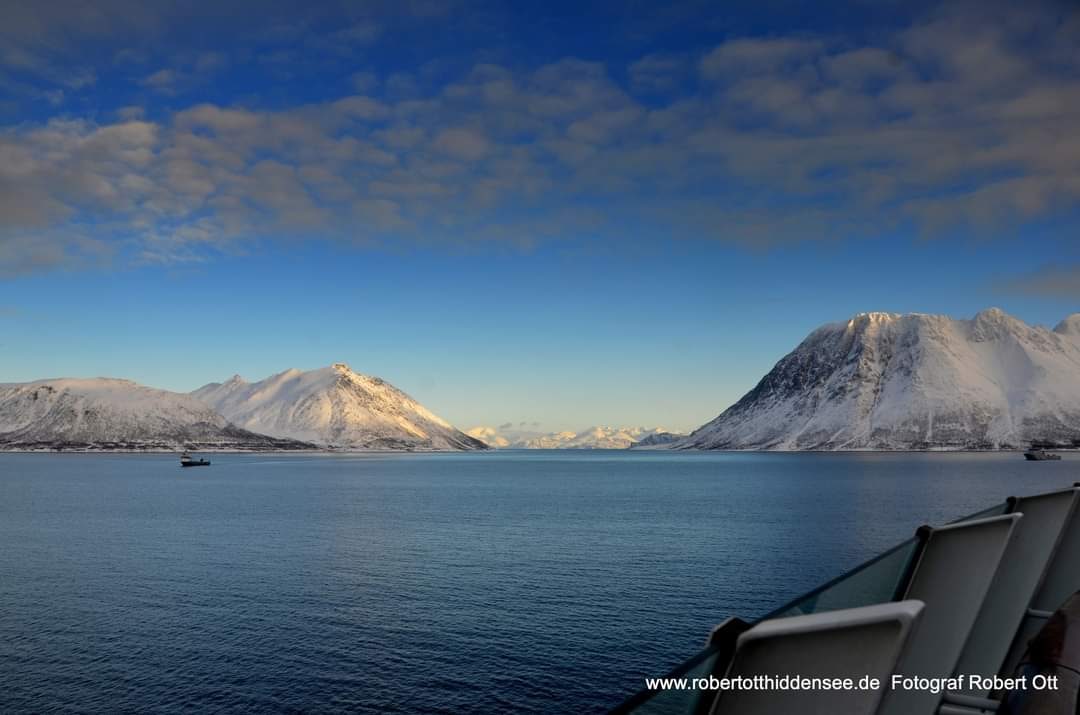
(630, 431), (684, 448)
(0, 378), (311, 450)
(193, 363), (486, 450)
(677, 308), (1080, 450)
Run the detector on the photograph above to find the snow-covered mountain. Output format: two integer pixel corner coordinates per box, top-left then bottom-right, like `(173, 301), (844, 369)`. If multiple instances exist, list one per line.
(466, 425), (684, 449)
(464, 425), (517, 448)
(677, 308), (1080, 450)
(0, 378), (311, 451)
(550, 426), (682, 449)
(631, 431), (684, 448)
(193, 363), (486, 450)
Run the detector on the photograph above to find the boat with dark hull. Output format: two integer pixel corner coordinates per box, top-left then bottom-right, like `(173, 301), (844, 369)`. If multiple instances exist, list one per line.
(179, 452), (211, 467)
(1024, 448), (1062, 461)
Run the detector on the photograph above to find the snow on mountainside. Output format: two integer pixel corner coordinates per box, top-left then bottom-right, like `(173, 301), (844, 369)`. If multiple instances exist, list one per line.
(549, 426), (682, 449)
(193, 363), (486, 450)
(0, 378), (312, 450)
(466, 425), (684, 449)
(677, 309), (1080, 450)
(465, 426), (515, 448)
(631, 431), (684, 448)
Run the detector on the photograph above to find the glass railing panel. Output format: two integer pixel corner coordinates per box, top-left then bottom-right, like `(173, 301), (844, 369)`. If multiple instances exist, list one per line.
(763, 536), (920, 619)
(763, 498), (1009, 620)
(950, 501), (1010, 523)
(617, 500), (1011, 713)
(613, 645), (721, 715)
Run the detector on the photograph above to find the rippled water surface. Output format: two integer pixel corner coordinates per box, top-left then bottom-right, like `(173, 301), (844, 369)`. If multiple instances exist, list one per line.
(1, 451), (1076, 713)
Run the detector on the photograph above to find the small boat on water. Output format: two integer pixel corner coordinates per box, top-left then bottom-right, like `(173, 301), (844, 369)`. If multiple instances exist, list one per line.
(180, 452), (211, 467)
(1024, 448), (1062, 461)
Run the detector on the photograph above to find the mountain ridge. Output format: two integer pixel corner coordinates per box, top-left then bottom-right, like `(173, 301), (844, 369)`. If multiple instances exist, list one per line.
(0, 377), (313, 451)
(676, 308), (1080, 450)
(193, 363), (486, 451)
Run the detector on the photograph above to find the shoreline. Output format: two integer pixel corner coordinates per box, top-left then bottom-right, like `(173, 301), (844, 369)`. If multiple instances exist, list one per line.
(0, 447), (1074, 455)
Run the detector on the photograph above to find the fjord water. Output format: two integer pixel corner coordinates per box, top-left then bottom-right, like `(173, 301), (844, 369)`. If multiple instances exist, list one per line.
(1, 452), (1075, 713)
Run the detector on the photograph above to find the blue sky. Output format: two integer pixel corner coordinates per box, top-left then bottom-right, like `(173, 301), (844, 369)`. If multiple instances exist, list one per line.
(1, 0), (1078, 432)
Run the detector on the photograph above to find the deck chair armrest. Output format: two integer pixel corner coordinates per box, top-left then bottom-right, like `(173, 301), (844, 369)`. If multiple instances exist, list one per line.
(939, 706), (998, 715)
(940, 691), (1000, 712)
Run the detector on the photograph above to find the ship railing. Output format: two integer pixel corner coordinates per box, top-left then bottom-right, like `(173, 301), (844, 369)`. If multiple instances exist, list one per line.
(612, 485), (1080, 715)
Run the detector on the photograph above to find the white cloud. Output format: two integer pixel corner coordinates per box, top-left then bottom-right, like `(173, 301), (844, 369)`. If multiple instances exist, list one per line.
(1, 0), (1079, 276)
(331, 95), (390, 121)
(141, 68), (178, 91)
(999, 264), (1080, 299)
(432, 127), (490, 160)
(350, 70), (378, 93)
(700, 37), (823, 79)
(628, 53), (685, 92)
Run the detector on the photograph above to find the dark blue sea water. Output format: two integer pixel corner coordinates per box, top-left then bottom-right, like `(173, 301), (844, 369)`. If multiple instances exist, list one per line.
(1, 451), (1076, 713)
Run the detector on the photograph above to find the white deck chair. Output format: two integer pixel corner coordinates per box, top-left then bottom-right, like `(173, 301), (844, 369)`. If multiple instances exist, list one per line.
(955, 487), (1080, 694)
(709, 601), (924, 715)
(998, 484), (1080, 681)
(878, 514), (1021, 715)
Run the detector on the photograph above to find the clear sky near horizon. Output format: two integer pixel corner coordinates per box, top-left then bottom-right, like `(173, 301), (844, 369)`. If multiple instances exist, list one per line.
(1, 0), (1078, 432)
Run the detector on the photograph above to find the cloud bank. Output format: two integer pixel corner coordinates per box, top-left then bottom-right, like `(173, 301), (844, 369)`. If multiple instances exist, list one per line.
(0, 0), (1077, 275)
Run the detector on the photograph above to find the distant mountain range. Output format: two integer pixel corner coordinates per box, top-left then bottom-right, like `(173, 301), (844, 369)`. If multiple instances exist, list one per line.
(0, 364), (484, 452)
(466, 425), (684, 449)
(4, 309), (1078, 452)
(676, 309), (1080, 450)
